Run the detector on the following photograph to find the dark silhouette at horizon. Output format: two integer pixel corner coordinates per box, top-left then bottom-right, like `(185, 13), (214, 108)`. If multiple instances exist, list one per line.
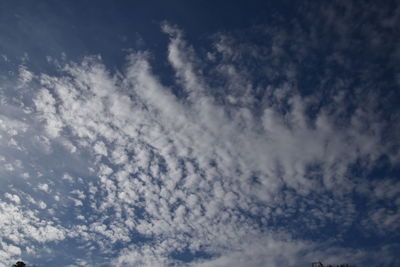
(12, 261), (26, 267)
(312, 262), (356, 267)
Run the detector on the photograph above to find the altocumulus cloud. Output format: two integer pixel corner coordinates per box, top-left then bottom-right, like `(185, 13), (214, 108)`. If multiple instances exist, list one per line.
(0, 11), (400, 267)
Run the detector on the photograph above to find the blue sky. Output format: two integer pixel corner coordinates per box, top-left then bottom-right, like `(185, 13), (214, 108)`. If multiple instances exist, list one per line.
(0, 1), (399, 266)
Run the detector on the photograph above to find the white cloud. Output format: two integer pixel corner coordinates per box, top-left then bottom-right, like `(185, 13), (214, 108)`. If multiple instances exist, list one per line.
(37, 183), (49, 193)
(34, 88), (64, 138)
(93, 141), (108, 156)
(18, 65), (33, 84)
(0, 200), (67, 265)
(0, 18), (398, 266)
(4, 193), (20, 204)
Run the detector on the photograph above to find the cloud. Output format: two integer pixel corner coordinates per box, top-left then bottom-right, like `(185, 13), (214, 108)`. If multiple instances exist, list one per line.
(0, 9), (399, 266)
(18, 65), (33, 85)
(0, 200), (67, 265)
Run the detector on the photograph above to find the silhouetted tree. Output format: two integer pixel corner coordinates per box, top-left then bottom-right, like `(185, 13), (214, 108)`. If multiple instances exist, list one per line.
(12, 261), (26, 267)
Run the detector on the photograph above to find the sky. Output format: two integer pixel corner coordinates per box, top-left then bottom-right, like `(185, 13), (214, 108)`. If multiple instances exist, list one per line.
(0, 0), (399, 266)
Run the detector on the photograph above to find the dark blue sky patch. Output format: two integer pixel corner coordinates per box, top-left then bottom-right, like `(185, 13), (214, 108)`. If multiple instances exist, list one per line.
(170, 247), (213, 263)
